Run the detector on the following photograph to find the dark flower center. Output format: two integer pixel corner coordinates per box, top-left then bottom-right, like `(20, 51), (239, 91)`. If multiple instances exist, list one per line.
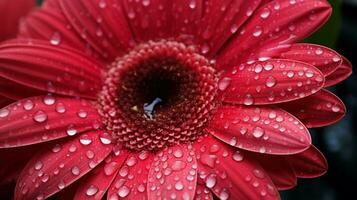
(98, 40), (218, 151)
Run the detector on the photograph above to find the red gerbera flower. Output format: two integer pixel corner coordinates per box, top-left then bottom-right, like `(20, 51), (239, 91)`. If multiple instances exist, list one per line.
(0, 0), (352, 199)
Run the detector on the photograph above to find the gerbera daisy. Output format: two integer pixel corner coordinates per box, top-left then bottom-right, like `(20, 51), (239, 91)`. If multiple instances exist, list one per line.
(0, 0), (352, 199)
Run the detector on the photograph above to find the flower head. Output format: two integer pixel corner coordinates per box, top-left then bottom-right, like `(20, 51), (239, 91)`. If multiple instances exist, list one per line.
(0, 0), (352, 199)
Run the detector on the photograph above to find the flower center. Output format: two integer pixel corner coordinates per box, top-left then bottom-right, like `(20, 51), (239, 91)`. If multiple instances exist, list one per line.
(98, 40), (218, 151)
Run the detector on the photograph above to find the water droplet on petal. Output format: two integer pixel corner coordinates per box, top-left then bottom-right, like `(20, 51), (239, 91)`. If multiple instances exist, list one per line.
(232, 151), (244, 162)
(175, 181), (184, 190)
(265, 76), (277, 88)
(218, 77), (232, 91)
(23, 100), (34, 111)
(253, 26), (263, 37)
(243, 94), (254, 106)
(260, 8), (271, 19)
(86, 185), (99, 196)
(66, 125), (77, 136)
(50, 32), (61, 46)
(71, 166), (80, 176)
(52, 144), (61, 153)
(205, 174), (217, 188)
(173, 149), (183, 158)
(253, 127), (264, 138)
(79, 134), (92, 145)
(77, 110), (88, 118)
(57, 180), (65, 189)
(99, 132), (112, 144)
(118, 186), (130, 197)
(56, 103), (66, 113)
(33, 111), (47, 123)
(332, 105), (341, 112)
(43, 95), (56, 105)
(0, 108), (10, 118)
(35, 161), (43, 170)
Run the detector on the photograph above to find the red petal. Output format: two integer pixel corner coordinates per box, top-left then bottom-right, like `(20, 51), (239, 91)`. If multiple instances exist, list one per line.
(14, 130), (113, 200)
(0, 39), (103, 100)
(147, 144), (198, 199)
(207, 105), (311, 155)
(253, 153), (297, 190)
(217, 0), (332, 67)
(18, 4), (87, 51)
(0, 76), (44, 100)
(194, 136), (280, 199)
(108, 151), (153, 200)
(220, 59), (325, 105)
(285, 145), (327, 178)
(325, 56), (353, 87)
(194, 182), (214, 200)
(279, 89), (346, 128)
(60, 0), (133, 61)
(0, 0), (35, 41)
(0, 96), (101, 148)
(280, 43), (343, 76)
(196, 0), (262, 58)
(121, 0), (204, 42)
(74, 152), (130, 200)
(0, 95), (12, 108)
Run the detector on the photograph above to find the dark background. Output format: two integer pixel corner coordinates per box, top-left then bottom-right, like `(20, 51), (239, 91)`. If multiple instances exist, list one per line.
(282, 0), (357, 199)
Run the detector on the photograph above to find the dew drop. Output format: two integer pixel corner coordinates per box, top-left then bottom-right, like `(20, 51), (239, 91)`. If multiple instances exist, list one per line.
(43, 95), (56, 105)
(229, 137), (237, 146)
(50, 32), (61, 46)
(52, 144), (61, 153)
(0, 108), (10, 118)
(57, 180), (65, 189)
(77, 110), (88, 118)
(230, 24), (238, 34)
(189, 0), (196, 9)
(99, 132), (112, 144)
(79, 134), (92, 145)
(260, 8), (271, 19)
(35, 161), (43, 170)
(66, 125), (77, 136)
(265, 76), (277, 88)
(172, 160), (186, 171)
(86, 185), (99, 196)
(173, 149), (183, 158)
(126, 156), (137, 167)
(219, 189), (230, 200)
(205, 174), (217, 188)
(142, 0), (150, 7)
(33, 111), (48, 123)
(315, 48), (323, 55)
(218, 77), (232, 91)
(23, 100), (34, 111)
(175, 181), (184, 190)
(118, 186), (130, 197)
(56, 103), (66, 113)
(253, 26), (263, 37)
(243, 94), (254, 106)
(253, 127), (264, 138)
(332, 105), (341, 112)
(71, 166), (80, 176)
(232, 151), (244, 161)
(98, 0), (107, 8)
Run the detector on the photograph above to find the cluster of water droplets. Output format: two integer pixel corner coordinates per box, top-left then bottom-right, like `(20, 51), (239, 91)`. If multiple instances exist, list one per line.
(195, 139), (277, 199)
(0, 95), (109, 148)
(209, 106), (309, 155)
(147, 145), (197, 199)
(217, 59), (324, 105)
(16, 129), (112, 200)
